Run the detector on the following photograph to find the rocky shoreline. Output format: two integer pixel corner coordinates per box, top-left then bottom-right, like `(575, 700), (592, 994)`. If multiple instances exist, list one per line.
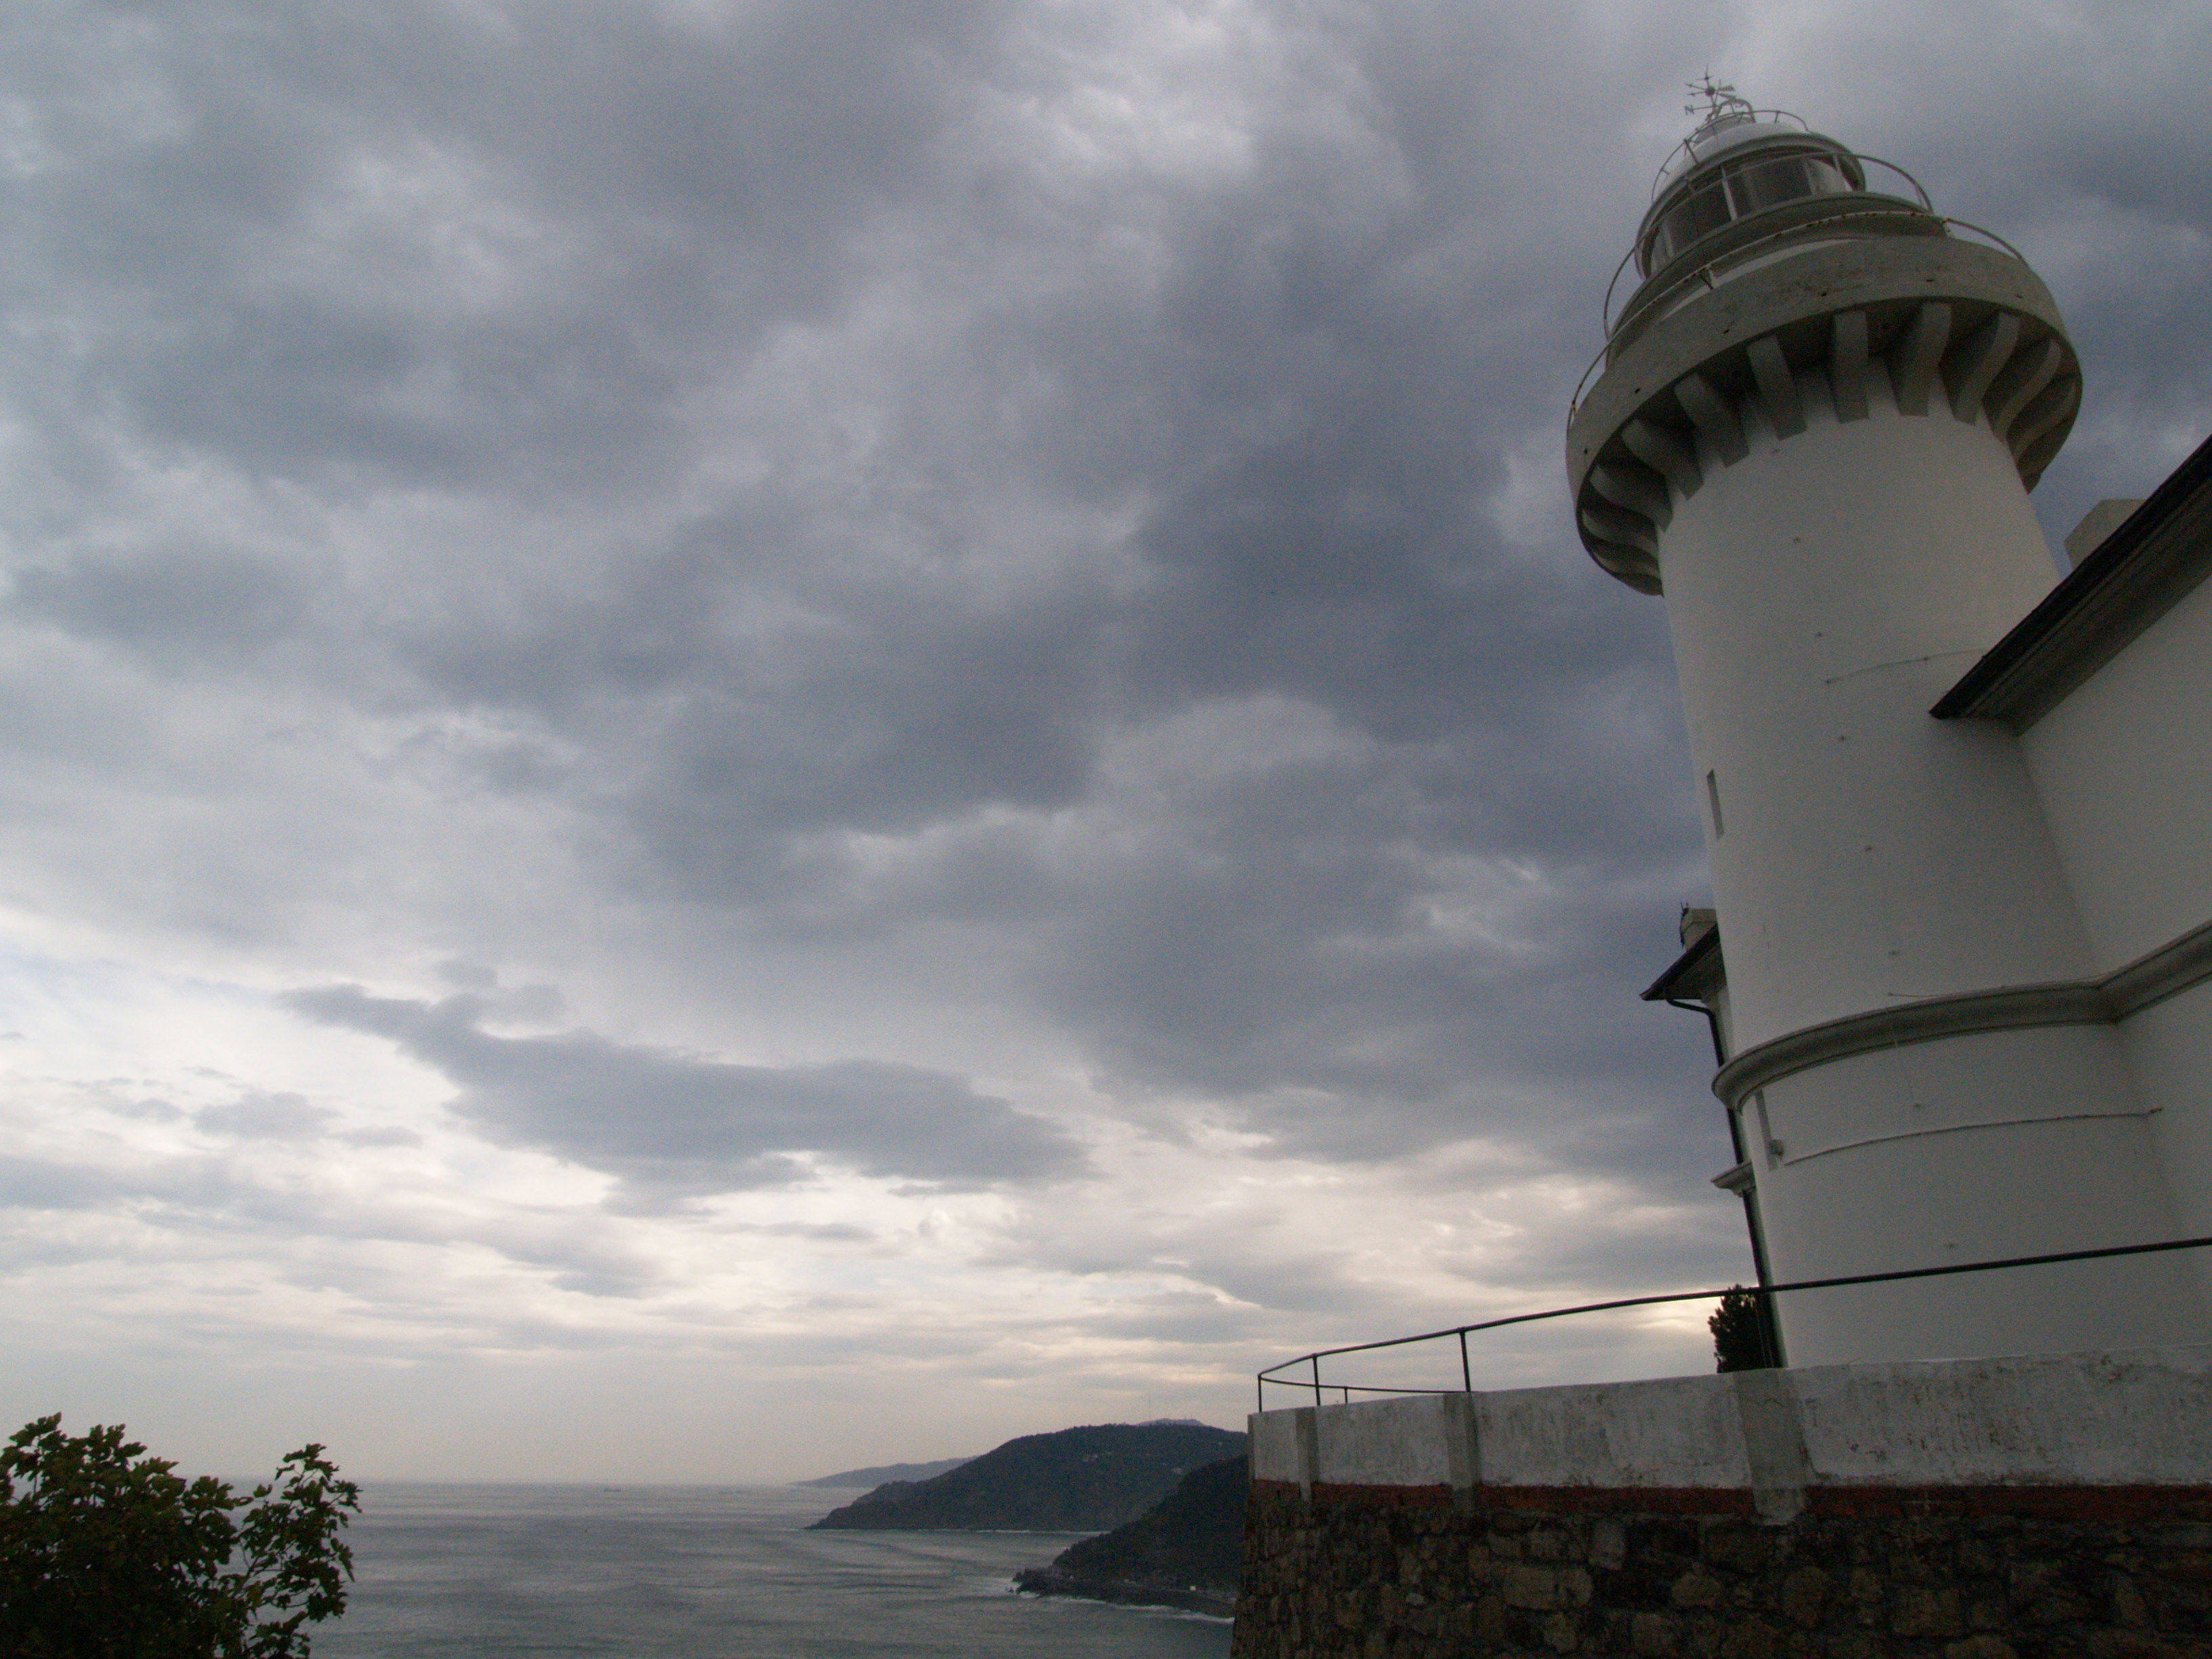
(1009, 1452), (1246, 1620)
(1011, 1564), (1233, 1618)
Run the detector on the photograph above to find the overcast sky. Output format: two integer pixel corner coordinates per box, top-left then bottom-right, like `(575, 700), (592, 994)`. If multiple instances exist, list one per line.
(2, 0), (2207, 1484)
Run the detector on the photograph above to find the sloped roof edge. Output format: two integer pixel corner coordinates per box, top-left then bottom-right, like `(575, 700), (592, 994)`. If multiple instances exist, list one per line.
(1933, 427), (2212, 730)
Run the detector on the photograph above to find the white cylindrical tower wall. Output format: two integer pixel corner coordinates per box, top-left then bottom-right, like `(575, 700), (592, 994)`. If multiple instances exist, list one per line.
(1664, 371), (2091, 1042)
(1568, 108), (2210, 1365)
(1658, 364), (2205, 1363)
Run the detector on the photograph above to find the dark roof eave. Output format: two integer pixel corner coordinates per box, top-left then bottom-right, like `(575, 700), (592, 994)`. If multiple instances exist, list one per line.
(1933, 428), (2212, 730)
(1641, 925), (1724, 1003)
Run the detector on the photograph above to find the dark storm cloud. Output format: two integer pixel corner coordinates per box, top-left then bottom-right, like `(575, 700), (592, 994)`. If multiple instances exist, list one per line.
(281, 985), (1088, 1202)
(6, 546), (318, 671)
(625, 590), (1107, 901)
(329, 0), (1732, 1178)
(1040, 741), (1711, 1122)
(5, 0), (1019, 492)
(567, 4), (1717, 1180)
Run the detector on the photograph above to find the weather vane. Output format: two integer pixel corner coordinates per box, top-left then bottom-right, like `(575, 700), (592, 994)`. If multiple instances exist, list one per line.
(1685, 73), (1751, 123)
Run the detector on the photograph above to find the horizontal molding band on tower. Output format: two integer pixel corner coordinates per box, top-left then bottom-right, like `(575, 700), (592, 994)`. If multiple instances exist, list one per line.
(1566, 237), (2079, 594)
(1710, 912), (2212, 1113)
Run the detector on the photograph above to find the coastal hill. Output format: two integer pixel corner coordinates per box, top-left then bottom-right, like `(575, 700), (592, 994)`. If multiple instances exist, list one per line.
(1015, 1453), (1246, 1616)
(794, 1456), (973, 1489)
(806, 1421), (1244, 1532)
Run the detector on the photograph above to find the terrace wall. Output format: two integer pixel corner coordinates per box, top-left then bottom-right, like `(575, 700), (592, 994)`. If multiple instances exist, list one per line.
(1233, 1347), (2212, 1657)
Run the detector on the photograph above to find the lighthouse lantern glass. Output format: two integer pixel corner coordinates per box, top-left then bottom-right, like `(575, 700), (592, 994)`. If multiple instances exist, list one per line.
(1638, 142), (1865, 276)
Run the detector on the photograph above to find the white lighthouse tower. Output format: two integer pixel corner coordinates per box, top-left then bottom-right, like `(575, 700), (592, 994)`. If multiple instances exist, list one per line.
(1570, 85), (2211, 1366)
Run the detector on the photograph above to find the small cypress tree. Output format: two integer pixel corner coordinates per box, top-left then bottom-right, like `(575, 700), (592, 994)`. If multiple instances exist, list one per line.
(1708, 1286), (1776, 1372)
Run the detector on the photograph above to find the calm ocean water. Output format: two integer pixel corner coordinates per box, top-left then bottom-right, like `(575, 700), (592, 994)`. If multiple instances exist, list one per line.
(312, 1483), (1233, 1658)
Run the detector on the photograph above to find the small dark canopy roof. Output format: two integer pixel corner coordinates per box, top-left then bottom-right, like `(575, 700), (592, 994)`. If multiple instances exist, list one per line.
(1642, 917), (1725, 1004)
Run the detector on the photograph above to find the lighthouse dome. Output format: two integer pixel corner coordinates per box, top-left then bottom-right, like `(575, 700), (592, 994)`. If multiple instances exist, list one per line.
(1595, 89), (1946, 359)
(1569, 87), (2081, 594)
(1635, 111), (1870, 281)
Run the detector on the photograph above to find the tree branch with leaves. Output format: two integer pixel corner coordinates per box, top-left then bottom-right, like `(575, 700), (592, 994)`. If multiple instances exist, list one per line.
(0, 1415), (361, 1658)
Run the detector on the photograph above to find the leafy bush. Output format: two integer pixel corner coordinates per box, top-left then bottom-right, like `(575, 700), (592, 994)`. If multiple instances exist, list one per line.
(0, 1415), (360, 1658)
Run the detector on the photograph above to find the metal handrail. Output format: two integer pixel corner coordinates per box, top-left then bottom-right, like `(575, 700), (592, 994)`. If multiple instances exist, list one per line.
(1565, 337), (1612, 428)
(1255, 1232), (2212, 1410)
(1597, 245), (1639, 348)
(1855, 156), (1935, 213)
(1935, 214), (2031, 265)
(1565, 209), (2023, 425)
(1649, 108), (1813, 196)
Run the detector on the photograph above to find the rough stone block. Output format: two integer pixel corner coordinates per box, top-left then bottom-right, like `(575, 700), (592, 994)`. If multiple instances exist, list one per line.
(2085, 1635), (2181, 1659)
(1893, 1583), (1965, 1637)
(1475, 1594), (1507, 1644)
(2111, 1573), (2154, 1630)
(1717, 1619), (1780, 1659)
(1505, 1563), (1561, 1610)
(1594, 1519), (1629, 1571)
(1672, 1570), (1727, 1609)
(1780, 1565), (1829, 1628)
(1704, 1525), (1774, 1574)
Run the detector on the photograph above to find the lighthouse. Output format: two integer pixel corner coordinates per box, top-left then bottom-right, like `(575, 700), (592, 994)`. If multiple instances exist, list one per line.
(1569, 85), (2212, 1366)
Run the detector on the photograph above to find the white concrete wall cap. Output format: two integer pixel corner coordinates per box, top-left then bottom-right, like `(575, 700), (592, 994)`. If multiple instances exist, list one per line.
(1313, 1394), (1475, 1489)
(1476, 1375), (1753, 1490)
(1248, 1404), (1310, 1484)
(1250, 1345), (2212, 1492)
(1792, 1345), (2212, 1486)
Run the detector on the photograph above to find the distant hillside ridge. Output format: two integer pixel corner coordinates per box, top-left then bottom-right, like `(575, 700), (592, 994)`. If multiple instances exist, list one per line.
(805, 1422), (1244, 1532)
(1015, 1452), (1246, 1616)
(794, 1456), (974, 1489)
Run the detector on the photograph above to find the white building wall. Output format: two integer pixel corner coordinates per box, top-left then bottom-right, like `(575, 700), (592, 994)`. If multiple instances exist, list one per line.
(2017, 574), (2212, 968)
(2012, 572), (2212, 1277)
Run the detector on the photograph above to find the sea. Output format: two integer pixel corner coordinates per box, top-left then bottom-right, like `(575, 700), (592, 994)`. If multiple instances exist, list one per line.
(312, 1483), (1233, 1658)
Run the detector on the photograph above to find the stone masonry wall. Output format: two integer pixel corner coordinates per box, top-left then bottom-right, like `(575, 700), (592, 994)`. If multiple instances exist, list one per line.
(1231, 1480), (2212, 1658)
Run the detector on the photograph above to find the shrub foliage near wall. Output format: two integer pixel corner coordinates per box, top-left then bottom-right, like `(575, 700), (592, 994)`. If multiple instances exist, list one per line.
(1232, 1481), (2212, 1658)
